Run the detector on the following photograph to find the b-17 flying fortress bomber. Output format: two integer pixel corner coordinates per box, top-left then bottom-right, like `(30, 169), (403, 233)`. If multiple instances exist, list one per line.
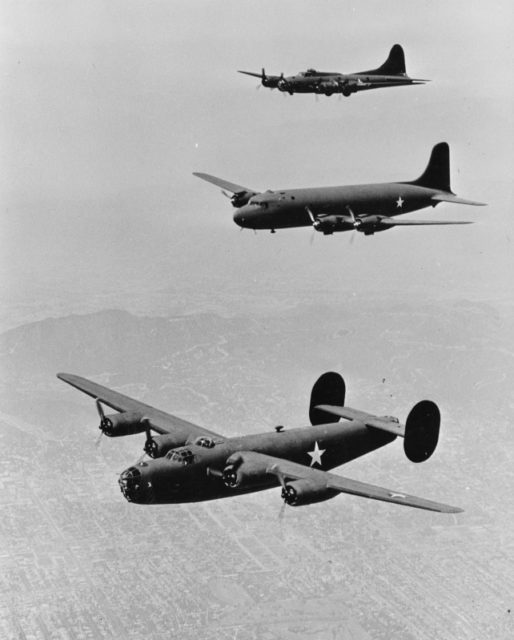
(238, 44), (427, 97)
(58, 371), (461, 514)
(194, 142), (485, 236)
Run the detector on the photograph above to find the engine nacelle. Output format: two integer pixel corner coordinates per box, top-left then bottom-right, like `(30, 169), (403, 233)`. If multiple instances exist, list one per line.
(355, 215), (390, 235)
(222, 452), (270, 488)
(231, 190), (254, 208)
(313, 215), (344, 234)
(144, 433), (188, 458)
(100, 411), (147, 437)
(281, 478), (338, 507)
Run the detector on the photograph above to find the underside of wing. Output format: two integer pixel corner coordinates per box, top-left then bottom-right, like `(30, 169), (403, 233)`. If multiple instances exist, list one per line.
(380, 218), (473, 226)
(254, 451), (462, 513)
(192, 172), (256, 195)
(57, 373), (224, 439)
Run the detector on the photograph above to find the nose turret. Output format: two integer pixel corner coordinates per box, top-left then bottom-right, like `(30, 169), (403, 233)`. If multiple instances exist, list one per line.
(118, 463), (153, 504)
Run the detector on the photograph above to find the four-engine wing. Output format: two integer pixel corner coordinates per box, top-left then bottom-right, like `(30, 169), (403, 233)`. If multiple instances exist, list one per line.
(234, 450), (461, 513)
(57, 373), (224, 439)
(192, 172), (256, 196)
(378, 217), (473, 227)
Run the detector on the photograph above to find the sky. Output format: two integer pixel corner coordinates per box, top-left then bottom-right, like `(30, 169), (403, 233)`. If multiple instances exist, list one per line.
(1, 0), (513, 317)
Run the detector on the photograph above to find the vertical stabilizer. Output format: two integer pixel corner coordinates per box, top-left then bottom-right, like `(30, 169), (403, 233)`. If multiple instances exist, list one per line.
(409, 142), (453, 193)
(358, 44), (407, 76)
(309, 372), (346, 425)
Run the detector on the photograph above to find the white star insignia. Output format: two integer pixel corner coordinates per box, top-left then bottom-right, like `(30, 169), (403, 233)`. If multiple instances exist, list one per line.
(396, 196), (404, 208)
(307, 441), (326, 467)
(147, 481), (152, 488)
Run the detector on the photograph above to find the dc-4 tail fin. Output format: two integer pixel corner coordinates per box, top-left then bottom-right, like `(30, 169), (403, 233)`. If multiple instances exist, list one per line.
(409, 142), (452, 193)
(359, 44), (407, 76)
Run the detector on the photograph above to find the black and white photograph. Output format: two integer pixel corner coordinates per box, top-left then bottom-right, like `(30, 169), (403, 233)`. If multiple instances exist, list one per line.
(1, 1), (513, 638)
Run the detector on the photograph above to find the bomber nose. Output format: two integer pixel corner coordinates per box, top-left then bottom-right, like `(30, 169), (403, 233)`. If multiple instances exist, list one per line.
(119, 464), (152, 503)
(233, 209), (247, 227)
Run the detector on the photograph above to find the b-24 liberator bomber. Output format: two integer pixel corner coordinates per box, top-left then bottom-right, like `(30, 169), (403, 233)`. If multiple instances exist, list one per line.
(194, 142), (485, 236)
(238, 44), (427, 97)
(58, 371), (462, 514)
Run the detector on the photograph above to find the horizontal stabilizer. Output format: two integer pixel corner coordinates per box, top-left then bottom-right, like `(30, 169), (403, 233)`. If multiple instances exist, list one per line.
(316, 404), (405, 437)
(432, 193), (487, 206)
(193, 172), (255, 195)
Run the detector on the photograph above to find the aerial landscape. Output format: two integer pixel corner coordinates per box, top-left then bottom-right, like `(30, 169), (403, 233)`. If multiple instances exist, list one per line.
(1, 1), (513, 639)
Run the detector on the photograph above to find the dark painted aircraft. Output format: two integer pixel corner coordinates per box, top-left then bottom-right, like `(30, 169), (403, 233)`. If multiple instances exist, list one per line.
(238, 44), (427, 97)
(58, 371), (462, 514)
(193, 142), (485, 236)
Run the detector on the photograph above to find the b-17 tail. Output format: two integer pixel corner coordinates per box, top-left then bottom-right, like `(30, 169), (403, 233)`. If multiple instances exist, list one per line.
(359, 44), (407, 76)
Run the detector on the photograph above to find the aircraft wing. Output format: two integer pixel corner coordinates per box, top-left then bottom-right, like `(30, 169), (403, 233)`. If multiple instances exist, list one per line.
(57, 373), (224, 439)
(378, 217), (473, 226)
(238, 451), (462, 513)
(431, 194), (487, 206)
(316, 404), (405, 437)
(192, 172), (256, 195)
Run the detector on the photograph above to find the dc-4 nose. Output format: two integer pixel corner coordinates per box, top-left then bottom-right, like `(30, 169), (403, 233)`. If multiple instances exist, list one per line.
(233, 209), (247, 228)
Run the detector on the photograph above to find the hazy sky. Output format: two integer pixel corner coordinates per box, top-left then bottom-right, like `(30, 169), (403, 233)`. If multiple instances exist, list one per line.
(1, 0), (513, 316)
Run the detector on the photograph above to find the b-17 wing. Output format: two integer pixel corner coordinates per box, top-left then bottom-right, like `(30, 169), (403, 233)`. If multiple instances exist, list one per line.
(240, 450), (462, 513)
(57, 373), (224, 439)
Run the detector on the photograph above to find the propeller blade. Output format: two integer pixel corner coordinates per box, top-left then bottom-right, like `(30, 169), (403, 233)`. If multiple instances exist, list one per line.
(221, 190), (232, 199)
(309, 230), (315, 246)
(278, 499), (286, 522)
(345, 205), (356, 226)
(94, 430), (103, 448)
(135, 451), (147, 465)
(95, 398), (105, 421)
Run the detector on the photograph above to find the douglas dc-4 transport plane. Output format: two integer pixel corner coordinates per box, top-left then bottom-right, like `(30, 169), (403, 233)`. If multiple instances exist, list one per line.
(238, 44), (427, 97)
(194, 142), (485, 236)
(58, 371), (462, 514)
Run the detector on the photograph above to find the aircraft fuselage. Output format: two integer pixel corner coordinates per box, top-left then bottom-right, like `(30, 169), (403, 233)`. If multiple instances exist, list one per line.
(233, 182), (440, 232)
(280, 72), (419, 95)
(120, 419), (395, 505)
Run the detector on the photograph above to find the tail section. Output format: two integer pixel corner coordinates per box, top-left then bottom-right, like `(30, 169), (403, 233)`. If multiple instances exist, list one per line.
(359, 44), (406, 76)
(309, 372), (346, 425)
(403, 400), (440, 462)
(409, 142), (453, 194)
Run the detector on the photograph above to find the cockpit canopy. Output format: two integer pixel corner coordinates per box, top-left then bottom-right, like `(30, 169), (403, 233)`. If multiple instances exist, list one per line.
(166, 448), (194, 465)
(194, 436), (216, 449)
(301, 68), (318, 76)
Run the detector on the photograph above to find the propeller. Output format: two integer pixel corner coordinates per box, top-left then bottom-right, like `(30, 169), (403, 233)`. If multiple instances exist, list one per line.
(344, 206), (361, 243)
(95, 398), (112, 445)
(142, 418), (157, 458)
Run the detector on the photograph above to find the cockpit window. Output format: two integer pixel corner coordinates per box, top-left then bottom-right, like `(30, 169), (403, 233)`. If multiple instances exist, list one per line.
(166, 448), (194, 465)
(194, 436), (215, 449)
